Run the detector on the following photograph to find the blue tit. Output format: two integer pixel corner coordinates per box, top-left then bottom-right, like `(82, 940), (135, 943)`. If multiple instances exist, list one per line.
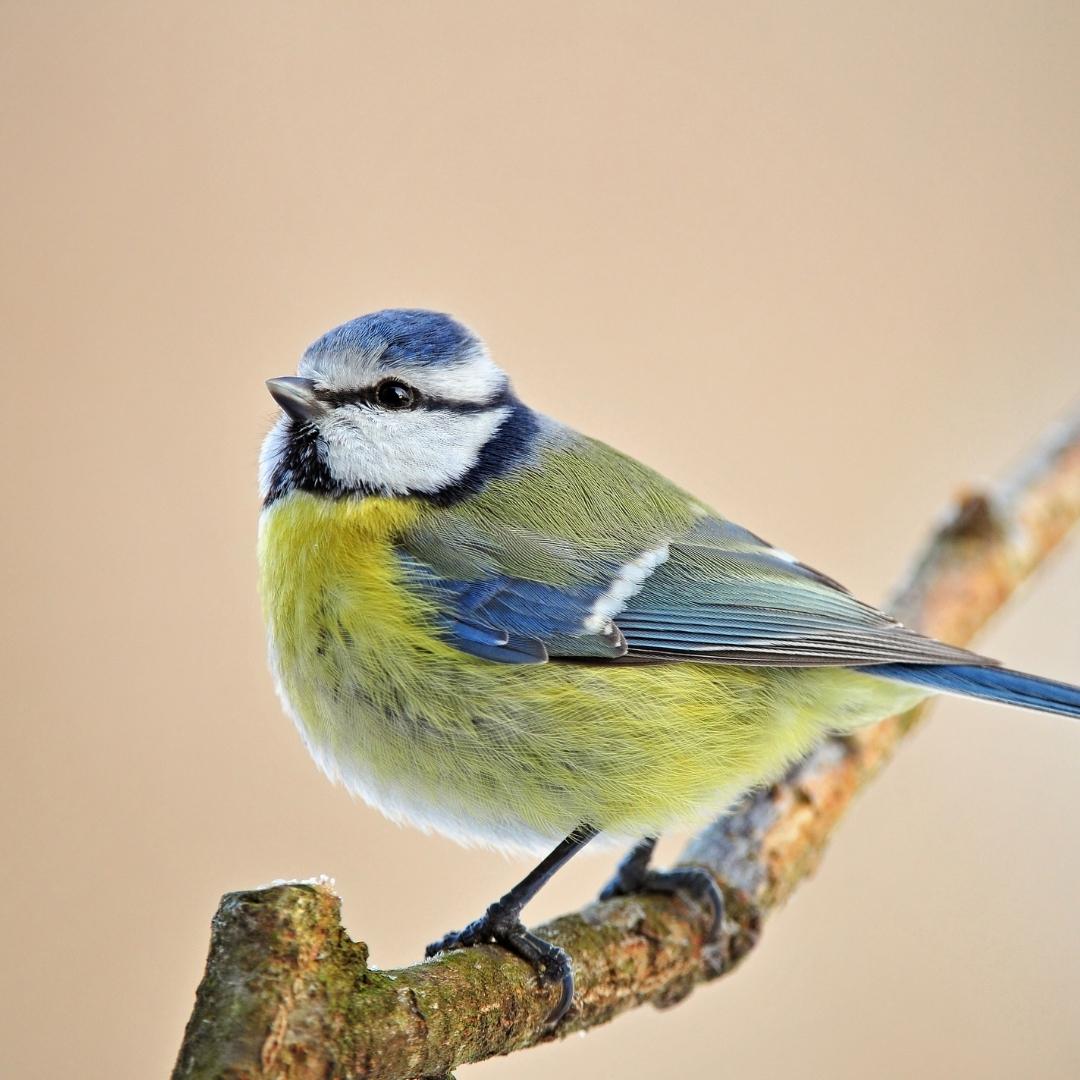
(259, 309), (1080, 1023)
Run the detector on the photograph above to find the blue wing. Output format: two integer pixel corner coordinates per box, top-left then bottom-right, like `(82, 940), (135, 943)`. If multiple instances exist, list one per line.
(396, 513), (985, 669)
(396, 551), (626, 664)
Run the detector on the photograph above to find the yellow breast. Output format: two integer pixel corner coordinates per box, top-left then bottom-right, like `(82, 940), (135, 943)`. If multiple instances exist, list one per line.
(257, 491), (922, 853)
(258, 491), (442, 772)
(258, 490), (428, 656)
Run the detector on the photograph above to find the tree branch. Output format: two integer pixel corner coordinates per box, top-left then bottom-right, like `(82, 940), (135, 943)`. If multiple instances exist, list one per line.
(174, 411), (1080, 1080)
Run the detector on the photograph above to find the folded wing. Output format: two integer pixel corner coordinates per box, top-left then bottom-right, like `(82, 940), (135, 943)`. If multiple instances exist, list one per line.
(398, 508), (988, 669)
(615, 516), (988, 667)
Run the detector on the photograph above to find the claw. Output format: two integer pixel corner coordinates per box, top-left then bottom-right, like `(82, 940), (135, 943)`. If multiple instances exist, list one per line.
(426, 916), (577, 1027)
(422, 825), (598, 1028)
(424, 914), (492, 957)
(642, 866), (724, 940)
(542, 949), (575, 1026)
(600, 839), (724, 943)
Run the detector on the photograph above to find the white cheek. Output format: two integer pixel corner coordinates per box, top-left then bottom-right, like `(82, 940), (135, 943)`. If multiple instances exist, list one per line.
(259, 418), (292, 500)
(322, 406), (511, 494)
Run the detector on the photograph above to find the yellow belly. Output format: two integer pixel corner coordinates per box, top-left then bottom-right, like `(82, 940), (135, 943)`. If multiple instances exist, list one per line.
(258, 492), (924, 852)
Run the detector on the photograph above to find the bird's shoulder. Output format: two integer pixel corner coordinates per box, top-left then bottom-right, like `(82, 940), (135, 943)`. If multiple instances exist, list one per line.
(401, 423), (699, 578)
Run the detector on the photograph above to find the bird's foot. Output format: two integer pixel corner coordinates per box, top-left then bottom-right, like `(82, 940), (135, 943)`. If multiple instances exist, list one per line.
(426, 902), (575, 1026)
(599, 840), (724, 942)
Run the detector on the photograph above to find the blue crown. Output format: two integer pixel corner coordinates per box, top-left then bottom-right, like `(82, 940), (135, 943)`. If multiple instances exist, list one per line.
(305, 309), (476, 368)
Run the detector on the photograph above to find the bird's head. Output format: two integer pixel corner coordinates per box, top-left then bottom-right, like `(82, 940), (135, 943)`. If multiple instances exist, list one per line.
(261, 310), (536, 505)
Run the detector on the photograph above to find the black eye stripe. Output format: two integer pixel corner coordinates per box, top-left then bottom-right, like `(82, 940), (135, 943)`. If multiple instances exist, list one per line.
(318, 382), (413, 409)
(317, 383), (511, 414)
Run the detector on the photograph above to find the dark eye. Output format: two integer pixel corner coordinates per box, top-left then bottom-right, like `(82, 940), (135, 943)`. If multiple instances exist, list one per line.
(374, 379), (419, 410)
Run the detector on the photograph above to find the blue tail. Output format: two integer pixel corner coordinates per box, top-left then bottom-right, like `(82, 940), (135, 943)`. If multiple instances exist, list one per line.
(864, 663), (1080, 720)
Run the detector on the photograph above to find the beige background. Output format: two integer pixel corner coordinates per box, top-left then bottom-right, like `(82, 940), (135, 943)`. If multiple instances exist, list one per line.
(3, 3), (1079, 1078)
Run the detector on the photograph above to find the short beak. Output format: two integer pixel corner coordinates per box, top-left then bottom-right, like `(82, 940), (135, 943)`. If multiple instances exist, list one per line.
(266, 377), (324, 422)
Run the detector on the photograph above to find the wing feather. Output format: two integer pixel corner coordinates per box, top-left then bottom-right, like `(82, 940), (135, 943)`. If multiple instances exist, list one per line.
(614, 524), (987, 667)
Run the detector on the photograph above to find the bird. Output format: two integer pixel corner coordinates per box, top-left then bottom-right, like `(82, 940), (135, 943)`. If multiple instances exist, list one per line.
(258, 308), (1080, 1025)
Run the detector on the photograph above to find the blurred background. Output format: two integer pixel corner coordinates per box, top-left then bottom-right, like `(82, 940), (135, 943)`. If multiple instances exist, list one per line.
(3, 3), (1079, 1078)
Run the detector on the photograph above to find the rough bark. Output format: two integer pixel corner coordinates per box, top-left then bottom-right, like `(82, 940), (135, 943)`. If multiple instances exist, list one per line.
(174, 411), (1080, 1080)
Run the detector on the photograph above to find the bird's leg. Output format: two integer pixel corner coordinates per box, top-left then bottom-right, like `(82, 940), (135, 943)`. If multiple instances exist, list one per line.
(425, 823), (599, 1026)
(598, 836), (724, 941)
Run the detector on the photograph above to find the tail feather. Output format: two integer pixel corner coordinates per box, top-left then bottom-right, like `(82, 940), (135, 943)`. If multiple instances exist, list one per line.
(865, 663), (1080, 720)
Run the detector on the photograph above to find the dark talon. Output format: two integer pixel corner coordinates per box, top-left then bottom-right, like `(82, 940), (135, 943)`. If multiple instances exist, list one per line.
(600, 837), (724, 942)
(424, 914), (492, 956)
(504, 925), (575, 1025)
(426, 910), (576, 1025)
(423, 825), (600, 1028)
